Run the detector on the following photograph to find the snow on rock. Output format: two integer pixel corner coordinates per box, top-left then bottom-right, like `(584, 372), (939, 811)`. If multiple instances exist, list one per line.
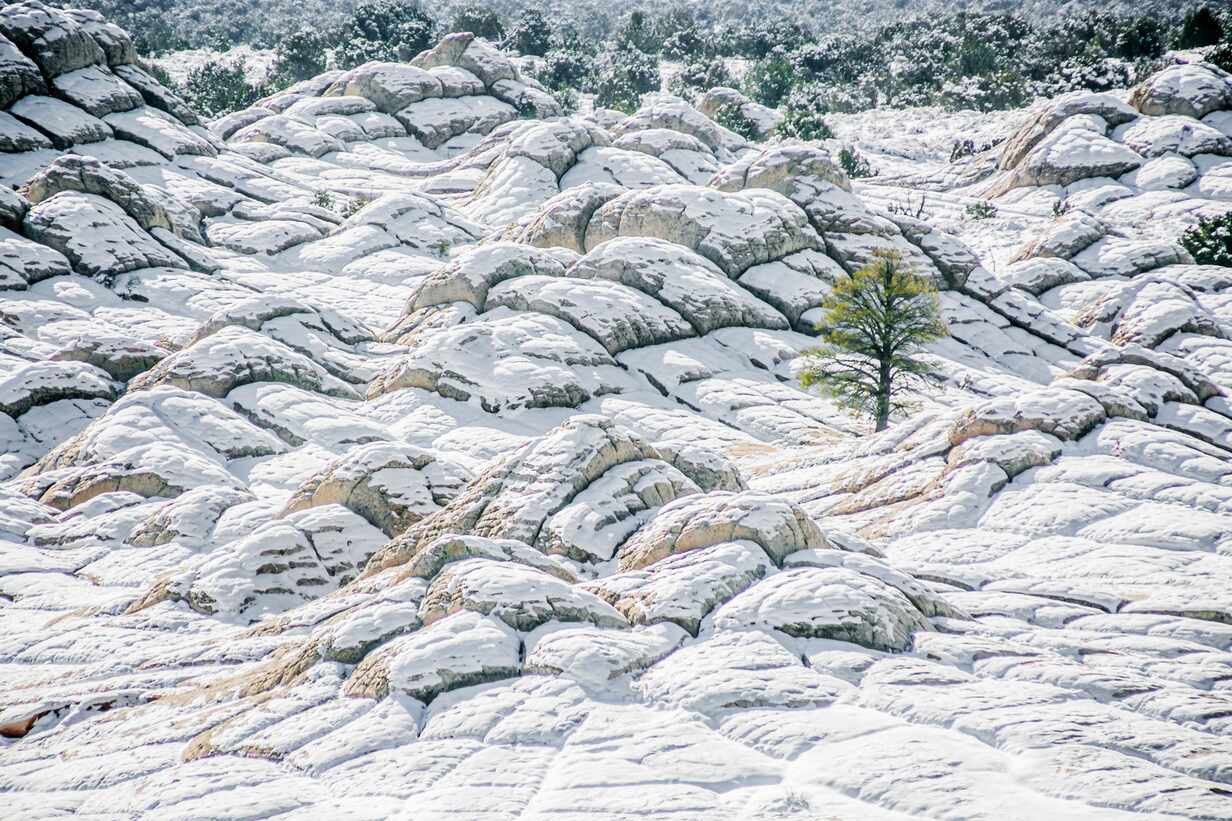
(367, 416), (674, 572)
(280, 441), (471, 536)
(585, 184), (821, 277)
(343, 610), (521, 701)
(1117, 114), (1232, 159)
(9, 94), (110, 148)
(711, 565), (932, 651)
(636, 629), (852, 716)
(569, 237), (791, 333)
(616, 490), (832, 571)
(22, 193), (186, 277)
(586, 540), (773, 635)
(1131, 62), (1232, 120)
(525, 622), (686, 684)
(697, 86), (784, 140)
(5, 345), (89, 407)
(989, 125), (1143, 196)
(50, 64), (141, 118)
(419, 557), (626, 631)
(129, 325), (360, 399)
(4, 20), (1232, 818)
(169, 506), (387, 619)
(0, 2), (104, 79)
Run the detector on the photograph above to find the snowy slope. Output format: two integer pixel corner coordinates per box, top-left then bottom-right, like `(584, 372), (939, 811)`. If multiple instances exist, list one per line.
(5, 2), (1232, 819)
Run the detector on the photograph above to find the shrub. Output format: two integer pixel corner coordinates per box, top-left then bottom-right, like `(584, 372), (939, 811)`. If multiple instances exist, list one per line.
(713, 102), (760, 141)
(1207, 42), (1232, 74)
(270, 29), (331, 88)
(450, 5), (504, 40)
(662, 25), (712, 60)
(180, 59), (264, 118)
(334, 0), (436, 68)
(731, 20), (812, 59)
(839, 147), (876, 179)
(615, 10), (660, 55)
(670, 56), (732, 99)
(341, 197), (370, 219)
(144, 61), (177, 90)
(504, 8), (553, 57)
(312, 190), (335, 210)
(1181, 212), (1232, 266)
(965, 200), (998, 220)
(1176, 5), (1225, 49)
(775, 86), (834, 141)
(591, 47), (658, 113)
(950, 139), (978, 162)
(538, 45), (593, 92)
(743, 50), (796, 108)
(550, 87), (581, 115)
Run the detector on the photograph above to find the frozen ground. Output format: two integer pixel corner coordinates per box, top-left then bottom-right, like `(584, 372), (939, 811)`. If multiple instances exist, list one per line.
(6, 2), (1232, 819)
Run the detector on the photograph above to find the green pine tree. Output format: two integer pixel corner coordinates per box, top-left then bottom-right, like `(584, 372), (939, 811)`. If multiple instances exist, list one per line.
(799, 249), (948, 431)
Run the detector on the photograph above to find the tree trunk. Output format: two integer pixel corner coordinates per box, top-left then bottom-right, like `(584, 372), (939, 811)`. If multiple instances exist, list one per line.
(875, 360), (891, 431)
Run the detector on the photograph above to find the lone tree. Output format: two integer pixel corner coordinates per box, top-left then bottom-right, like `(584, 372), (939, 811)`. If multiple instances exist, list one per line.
(799, 249), (947, 431)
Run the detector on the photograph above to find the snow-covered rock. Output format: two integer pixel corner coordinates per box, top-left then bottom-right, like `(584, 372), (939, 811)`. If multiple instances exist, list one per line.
(2, 17), (1232, 820)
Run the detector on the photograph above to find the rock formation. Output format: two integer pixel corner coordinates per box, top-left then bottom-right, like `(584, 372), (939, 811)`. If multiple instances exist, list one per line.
(3, 4), (1232, 818)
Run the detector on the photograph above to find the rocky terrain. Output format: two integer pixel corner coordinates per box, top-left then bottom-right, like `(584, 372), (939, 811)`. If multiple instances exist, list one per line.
(5, 1), (1232, 818)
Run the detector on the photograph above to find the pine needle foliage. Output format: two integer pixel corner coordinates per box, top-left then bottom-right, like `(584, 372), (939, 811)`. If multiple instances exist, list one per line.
(799, 250), (948, 431)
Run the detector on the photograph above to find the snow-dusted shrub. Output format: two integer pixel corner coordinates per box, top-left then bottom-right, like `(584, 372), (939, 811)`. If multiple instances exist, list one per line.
(334, 0), (436, 68)
(670, 57), (734, 100)
(536, 43), (593, 92)
(713, 102), (760, 141)
(965, 201), (998, 220)
(774, 87), (833, 141)
(591, 47), (658, 113)
(839, 147), (876, 179)
(503, 7), (552, 57)
(181, 59), (265, 118)
(270, 29), (331, 87)
(1175, 5), (1225, 49)
(662, 24), (713, 60)
(450, 5), (505, 41)
(1181, 213), (1232, 267)
(743, 50), (797, 108)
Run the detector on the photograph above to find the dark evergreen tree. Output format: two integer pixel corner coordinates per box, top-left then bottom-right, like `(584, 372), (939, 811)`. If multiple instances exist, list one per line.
(449, 5), (504, 40)
(504, 8), (553, 57)
(1176, 5), (1225, 48)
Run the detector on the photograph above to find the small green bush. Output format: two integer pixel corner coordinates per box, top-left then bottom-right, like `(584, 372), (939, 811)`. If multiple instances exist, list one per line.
(713, 102), (760, 141)
(270, 29), (330, 88)
(839, 147), (876, 179)
(450, 5), (504, 41)
(334, 0), (435, 68)
(965, 200), (998, 220)
(670, 56), (732, 100)
(1181, 212), (1232, 266)
(1176, 5), (1225, 49)
(1207, 42), (1232, 74)
(591, 47), (658, 113)
(144, 61), (177, 91)
(503, 8), (553, 57)
(775, 88), (833, 141)
(180, 59), (264, 118)
(743, 50), (795, 108)
(341, 197), (370, 219)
